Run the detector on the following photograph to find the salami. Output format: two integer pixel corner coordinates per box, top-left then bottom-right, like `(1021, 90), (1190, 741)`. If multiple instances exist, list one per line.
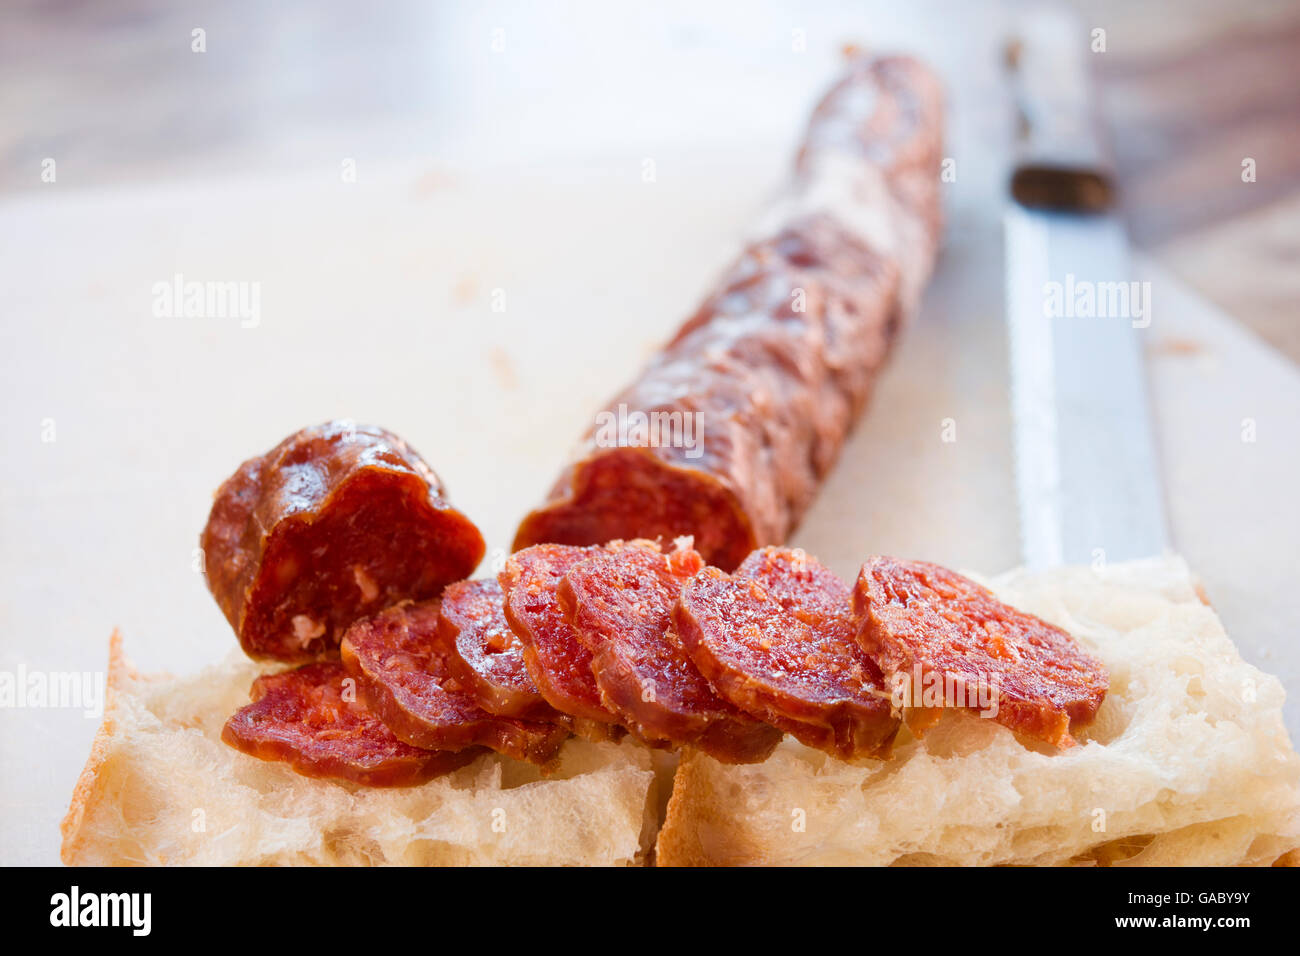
(439, 578), (561, 721)
(853, 557), (1109, 748)
(513, 55), (944, 570)
(674, 548), (898, 760)
(201, 421), (485, 661)
(793, 53), (946, 314)
(499, 544), (623, 732)
(340, 601), (569, 766)
(221, 661), (483, 787)
(557, 539), (782, 763)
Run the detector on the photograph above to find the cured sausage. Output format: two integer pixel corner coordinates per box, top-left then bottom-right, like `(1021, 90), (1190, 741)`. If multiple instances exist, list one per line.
(793, 53), (946, 315)
(853, 557), (1108, 748)
(499, 544), (624, 735)
(439, 578), (561, 721)
(201, 421), (485, 661)
(674, 548), (898, 760)
(513, 55), (944, 570)
(557, 539), (782, 763)
(340, 601), (569, 766)
(221, 661), (483, 787)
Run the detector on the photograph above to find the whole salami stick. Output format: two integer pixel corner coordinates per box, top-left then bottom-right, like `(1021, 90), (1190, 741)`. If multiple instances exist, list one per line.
(515, 53), (945, 570)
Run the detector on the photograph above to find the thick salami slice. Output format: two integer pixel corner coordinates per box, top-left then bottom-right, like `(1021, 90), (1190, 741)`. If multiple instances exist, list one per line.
(557, 539), (782, 763)
(201, 421), (486, 661)
(439, 578), (560, 721)
(221, 661), (482, 787)
(674, 549), (898, 760)
(513, 55), (944, 570)
(853, 557), (1109, 748)
(498, 544), (623, 733)
(340, 601), (569, 765)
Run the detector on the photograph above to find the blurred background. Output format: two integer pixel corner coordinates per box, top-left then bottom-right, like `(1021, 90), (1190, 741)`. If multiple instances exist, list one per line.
(2, 0), (1297, 864)
(3, 0), (1297, 353)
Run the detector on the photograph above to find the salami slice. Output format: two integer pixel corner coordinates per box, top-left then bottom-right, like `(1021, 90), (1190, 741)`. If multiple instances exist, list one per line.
(557, 539), (782, 763)
(853, 557), (1109, 748)
(221, 661), (482, 787)
(202, 421), (486, 661)
(513, 55), (944, 570)
(439, 578), (561, 721)
(340, 600), (569, 766)
(498, 544), (623, 732)
(674, 548), (898, 760)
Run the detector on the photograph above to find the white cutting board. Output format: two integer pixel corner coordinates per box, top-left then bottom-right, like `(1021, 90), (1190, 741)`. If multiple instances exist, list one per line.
(2, 29), (1296, 863)
(3, 152), (1296, 866)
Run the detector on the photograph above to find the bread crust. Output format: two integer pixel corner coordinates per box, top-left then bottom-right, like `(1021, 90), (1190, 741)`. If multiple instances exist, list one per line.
(655, 750), (718, 867)
(60, 630), (151, 864)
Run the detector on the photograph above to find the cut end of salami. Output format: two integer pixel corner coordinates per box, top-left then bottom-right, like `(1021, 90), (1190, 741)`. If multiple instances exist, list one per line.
(201, 421), (486, 661)
(221, 661), (483, 788)
(340, 600), (569, 766)
(513, 449), (757, 572)
(674, 550), (899, 761)
(512, 53), (944, 575)
(558, 539), (782, 764)
(499, 543), (622, 726)
(853, 557), (1110, 748)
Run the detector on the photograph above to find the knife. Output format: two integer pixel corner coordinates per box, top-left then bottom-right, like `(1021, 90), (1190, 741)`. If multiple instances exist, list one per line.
(1003, 6), (1168, 569)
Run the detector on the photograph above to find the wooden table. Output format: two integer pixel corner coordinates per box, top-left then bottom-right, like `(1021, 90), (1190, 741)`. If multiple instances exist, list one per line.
(1086, 0), (1300, 360)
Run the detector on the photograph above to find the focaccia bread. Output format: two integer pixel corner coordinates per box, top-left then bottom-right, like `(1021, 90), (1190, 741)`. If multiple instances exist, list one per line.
(60, 633), (662, 866)
(656, 555), (1300, 866)
(62, 556), (1300, 866)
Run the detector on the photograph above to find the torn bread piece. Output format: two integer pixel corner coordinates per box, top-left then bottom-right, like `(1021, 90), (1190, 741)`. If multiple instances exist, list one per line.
(657, 556), (1300, 866)
(61, 633), (659, 866)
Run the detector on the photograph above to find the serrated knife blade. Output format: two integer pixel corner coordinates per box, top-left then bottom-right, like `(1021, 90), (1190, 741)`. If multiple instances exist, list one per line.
(1005, 205), (1167, 567)
(1004, 6), (1168, 568)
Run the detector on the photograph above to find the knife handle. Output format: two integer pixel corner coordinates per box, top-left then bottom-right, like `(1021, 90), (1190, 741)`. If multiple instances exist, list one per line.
(1005, 6), (1115, 212)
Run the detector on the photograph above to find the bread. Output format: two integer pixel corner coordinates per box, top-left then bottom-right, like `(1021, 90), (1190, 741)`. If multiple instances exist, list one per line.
(656, 555), (1300, 866)
(63, 556), (1300, 866)
(60, 632), (662, 865)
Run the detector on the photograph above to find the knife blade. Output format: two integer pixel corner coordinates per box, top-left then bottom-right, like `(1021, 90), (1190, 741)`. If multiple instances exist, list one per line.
(1004, 6), (1168, 568)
